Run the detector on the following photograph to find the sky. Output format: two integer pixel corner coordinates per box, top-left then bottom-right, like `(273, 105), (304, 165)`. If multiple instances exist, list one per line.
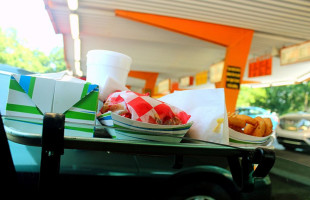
(0, 0), (63, 55)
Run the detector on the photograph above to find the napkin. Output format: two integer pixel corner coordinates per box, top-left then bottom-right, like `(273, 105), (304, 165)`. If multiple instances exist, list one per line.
(98, 76), (129, 101)
(159, 89), (229, 144)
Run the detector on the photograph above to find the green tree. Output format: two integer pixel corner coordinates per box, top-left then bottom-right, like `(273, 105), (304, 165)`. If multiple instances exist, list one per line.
(47, 47), (66, 72)
(263, 82), (309, 115)
(237, 86), (266, 107)
(0, 28), (66, 73)
(237, 82), (310, 116)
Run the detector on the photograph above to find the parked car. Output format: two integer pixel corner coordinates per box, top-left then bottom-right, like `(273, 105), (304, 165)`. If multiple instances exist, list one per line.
(276, 112), (310, 151)
(235, 106), (279, 130)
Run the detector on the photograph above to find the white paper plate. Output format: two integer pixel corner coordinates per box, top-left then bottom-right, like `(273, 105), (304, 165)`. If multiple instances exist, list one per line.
(229, 128), (273, 147)
(97, 111), (193, 143)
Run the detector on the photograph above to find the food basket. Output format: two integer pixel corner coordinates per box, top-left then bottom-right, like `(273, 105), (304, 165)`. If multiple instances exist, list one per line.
(97, 111), (193, 143)
(229, 128), (273, 147)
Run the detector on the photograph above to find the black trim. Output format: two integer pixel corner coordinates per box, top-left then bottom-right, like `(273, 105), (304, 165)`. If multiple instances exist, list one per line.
(0, 112), (17, 193)
(277, 136), (308, 146)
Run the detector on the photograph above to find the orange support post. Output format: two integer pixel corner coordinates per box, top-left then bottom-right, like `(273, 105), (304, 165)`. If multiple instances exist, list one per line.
(116, 10), (254, 113)
(128, 70), (159, 95)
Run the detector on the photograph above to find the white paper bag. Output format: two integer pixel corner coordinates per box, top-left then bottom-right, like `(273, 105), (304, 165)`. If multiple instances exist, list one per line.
(159, 88), (229, 144)
(98, 76), (129, 102)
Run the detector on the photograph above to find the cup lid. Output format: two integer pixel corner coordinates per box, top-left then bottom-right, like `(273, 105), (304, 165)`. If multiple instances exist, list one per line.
(87, 50), (132, 71)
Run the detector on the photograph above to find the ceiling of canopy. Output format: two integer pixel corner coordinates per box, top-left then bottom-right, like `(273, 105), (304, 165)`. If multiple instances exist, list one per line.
(44, 0), (310, 87)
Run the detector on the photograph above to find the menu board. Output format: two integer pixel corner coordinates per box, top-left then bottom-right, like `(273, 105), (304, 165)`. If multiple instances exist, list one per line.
(280, 41), (310, 65)
(209, 61), (224, 83)
(179, 76), (194, 87)
(226, 66), (241, 89)
(195, 70), (208, 85)
(248, 56), (272, 77)
(157, 79), (170, 94)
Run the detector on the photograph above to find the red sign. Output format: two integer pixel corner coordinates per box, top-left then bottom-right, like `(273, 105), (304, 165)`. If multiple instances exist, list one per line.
(248, 56), (272, 77)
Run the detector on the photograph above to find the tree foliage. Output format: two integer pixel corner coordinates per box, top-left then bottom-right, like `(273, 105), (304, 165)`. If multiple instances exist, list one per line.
(236, 86), (266, 107)
(237, 82), (310, 116)
(0, 28), (66, 73)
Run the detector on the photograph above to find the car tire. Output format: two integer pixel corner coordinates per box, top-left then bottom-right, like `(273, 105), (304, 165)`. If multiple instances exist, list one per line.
(167, 181), (232, 200)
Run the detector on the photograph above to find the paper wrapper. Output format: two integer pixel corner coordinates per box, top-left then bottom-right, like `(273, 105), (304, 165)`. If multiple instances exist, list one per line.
(99, 90), (191, 125)
(92, 76), (129, 114)
(98, 76), (129, 102)
(159, 89), (229, 144)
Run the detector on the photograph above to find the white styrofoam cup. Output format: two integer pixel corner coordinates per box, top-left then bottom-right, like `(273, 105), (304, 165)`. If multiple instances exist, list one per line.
(86, 50), (132, 87)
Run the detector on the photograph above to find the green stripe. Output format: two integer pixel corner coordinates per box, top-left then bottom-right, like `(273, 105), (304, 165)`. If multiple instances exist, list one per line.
(6, 103), (42, 115)
(28, 77), (36, 98)
(81, 82), (90, 98)
(4, 117), (43, 125)
(229, 138), (252, 144)
(114, 124), (185, 136)
(74, 90), (98, 111)
(229, 138), (267, 144)
(4, 118), (93, 133)
(103, 112), (111, 117)
(114, 120), (192, 131)
(9, 79), (25, 93)
(65, 110), (95, 121)
(65, 125), (94, 133)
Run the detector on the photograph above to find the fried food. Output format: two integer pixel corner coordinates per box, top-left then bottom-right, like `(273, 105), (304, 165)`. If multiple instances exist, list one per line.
(228, 114), (246, 128)
(229, 125), (244, 133)
(263, 118), (273, 136)
(228, 113), (273, 137)
(252, 117), (266, 137)
(239, 115), (258, 126)
(244, 123), (256, 135)
(228, 113), (257, 131)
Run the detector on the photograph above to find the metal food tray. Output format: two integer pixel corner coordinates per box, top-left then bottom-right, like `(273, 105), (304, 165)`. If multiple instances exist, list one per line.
(1, 113), (275, 199)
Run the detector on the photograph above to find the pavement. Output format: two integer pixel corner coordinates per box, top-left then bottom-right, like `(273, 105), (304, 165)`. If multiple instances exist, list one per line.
(271, 139), (310, 186)
(271, 149), (310, 186)
(270, 173), (310, 200)
(269, 139), (310, 200)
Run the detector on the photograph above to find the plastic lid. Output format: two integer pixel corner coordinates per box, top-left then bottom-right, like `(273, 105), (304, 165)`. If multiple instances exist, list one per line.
(87, 50), (132, 71)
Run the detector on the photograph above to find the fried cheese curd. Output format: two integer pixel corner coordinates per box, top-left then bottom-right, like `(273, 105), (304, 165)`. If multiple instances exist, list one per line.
(228, 113), (273, 137)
